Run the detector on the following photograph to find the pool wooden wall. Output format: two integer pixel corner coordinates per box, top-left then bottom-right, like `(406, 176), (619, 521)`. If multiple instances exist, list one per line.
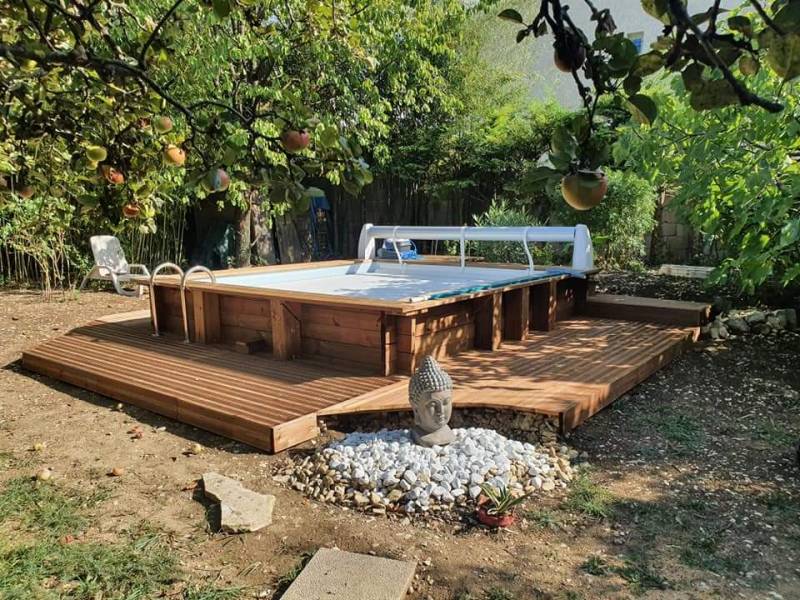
(148, 263), (591, 376)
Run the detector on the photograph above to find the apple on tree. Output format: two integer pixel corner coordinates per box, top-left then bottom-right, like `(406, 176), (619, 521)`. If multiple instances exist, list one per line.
(164, 145), (186, 167)
(122, 203), (140, 218)
(280, 129), (311, 153)
(100, 165), (125, 185)
(561, 170), (608, 211)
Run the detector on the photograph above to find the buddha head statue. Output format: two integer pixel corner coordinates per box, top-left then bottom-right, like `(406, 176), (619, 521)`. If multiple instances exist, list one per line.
(408, 355), (455, 447)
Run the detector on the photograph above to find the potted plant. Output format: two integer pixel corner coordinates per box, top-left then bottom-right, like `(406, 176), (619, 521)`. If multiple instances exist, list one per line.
(476, 483), (529, 528)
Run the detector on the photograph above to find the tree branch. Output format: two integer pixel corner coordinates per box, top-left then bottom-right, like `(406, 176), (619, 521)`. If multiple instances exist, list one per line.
(668, 0), (783, 113)
(749, 0), (783, 35)
(138, 0), (186, 67)
(21, 0), (54, 50)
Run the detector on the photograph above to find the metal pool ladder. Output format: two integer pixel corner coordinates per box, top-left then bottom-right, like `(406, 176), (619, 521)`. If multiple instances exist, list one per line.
(180, 266), (217, 343)
(149, 262), (184, 337)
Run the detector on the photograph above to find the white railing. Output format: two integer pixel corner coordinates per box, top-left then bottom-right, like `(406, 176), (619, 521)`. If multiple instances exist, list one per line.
(357, 224), (593, 271)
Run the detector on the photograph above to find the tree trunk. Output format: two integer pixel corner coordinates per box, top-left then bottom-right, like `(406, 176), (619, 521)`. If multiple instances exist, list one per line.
(251, 200), (277, 265)
(233, 194), (253, 268)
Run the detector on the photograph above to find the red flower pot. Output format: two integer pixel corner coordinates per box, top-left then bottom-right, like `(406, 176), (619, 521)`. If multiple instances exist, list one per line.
(476, 498), (516, 528)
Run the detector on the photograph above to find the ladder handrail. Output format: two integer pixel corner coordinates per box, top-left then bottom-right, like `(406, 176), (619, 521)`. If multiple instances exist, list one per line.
(180, 265), (217, 343)
(149, 262), (184, 337)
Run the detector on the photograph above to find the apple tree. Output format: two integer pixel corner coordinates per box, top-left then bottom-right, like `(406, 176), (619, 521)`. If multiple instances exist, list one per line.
(500, 0), (800, 210)
(0, 0), (473, 271)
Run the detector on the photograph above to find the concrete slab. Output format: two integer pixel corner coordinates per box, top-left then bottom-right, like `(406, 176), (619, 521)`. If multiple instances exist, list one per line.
(280, 548), (416, 600)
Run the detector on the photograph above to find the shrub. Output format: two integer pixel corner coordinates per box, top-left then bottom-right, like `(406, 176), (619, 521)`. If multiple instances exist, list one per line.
(615, 73), (800, 293)
(447, 199), (554, 266)
(550, 170), (656, 269)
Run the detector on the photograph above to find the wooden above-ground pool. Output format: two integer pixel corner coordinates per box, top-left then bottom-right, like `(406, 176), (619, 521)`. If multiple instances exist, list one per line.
(22, 227), (712, 451)
(142, 225), (597, 375)
(144, 260), (591, 375)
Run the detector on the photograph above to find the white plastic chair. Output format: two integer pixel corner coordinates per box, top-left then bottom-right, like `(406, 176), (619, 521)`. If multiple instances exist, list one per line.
(79, 235), (150, 297)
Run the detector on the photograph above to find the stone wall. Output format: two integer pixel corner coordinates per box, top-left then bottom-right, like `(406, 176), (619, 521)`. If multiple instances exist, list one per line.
(648, 190), (697, 264)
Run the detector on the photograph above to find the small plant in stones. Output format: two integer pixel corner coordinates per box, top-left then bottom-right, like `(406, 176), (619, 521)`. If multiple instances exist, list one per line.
(476, 483), (529, 528)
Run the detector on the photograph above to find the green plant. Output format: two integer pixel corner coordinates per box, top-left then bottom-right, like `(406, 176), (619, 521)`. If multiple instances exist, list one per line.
(0, 477), (109, 537)
(274, 551), (315, 594)
(582, 555), (609, 576)
(616, 70), (800, 292)
(498, 1), (796, 184)
(659, 413), (705, 450)
(2, 0), (482, 285)
(523, 508), (559, 529)
(563, 473), (614, 519)
(614, 557), (669, 593)
(551, 169), (656, 269)
(446, 199), (555, 265)
(0, 535), (179, 598)
(485, 588), (516, 600)
(581, 554), (667, 593)
(183, 585), (243, 600)
(680, 533), (745, 574)
(479, 483), (529, 516)
(0, 477), (244, 598)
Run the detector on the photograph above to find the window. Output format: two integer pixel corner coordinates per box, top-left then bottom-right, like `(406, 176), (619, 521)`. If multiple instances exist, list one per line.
(628, 32), (644, 54)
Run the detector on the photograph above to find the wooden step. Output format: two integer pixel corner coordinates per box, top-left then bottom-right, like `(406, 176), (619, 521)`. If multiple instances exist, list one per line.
(583, 294), (711, 327)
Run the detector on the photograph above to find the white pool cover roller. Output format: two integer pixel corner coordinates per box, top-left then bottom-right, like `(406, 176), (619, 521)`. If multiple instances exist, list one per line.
(358, 224), (594, 271)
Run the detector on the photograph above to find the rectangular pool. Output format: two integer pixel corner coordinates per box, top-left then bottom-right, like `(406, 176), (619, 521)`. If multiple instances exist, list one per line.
(212, 262), (555, 302)
(148, 259), (588, 376)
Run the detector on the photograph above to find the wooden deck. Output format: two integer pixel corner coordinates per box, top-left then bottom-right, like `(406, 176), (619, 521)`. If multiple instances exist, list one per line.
(321, 318), (697, 430)
(22, 313), (402, 452)
(22, 309), (699, 452)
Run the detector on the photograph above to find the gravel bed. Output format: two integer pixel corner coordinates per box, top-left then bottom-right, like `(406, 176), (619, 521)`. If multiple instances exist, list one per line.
(278, 427), (577, 516)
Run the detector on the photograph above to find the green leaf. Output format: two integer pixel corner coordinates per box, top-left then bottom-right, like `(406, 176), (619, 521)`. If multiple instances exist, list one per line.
(304, 186), (326, 198)
(689, 78), (739, 110)
(341, 179), (360, 196)
(595, 35), (639, 75)
(727, 15), (752, 37)
(516, 29), (530, 43)
(525, 165), (561, 183)
(212, 0), (231, 18)
(759, 29), (800, 81)
(623, 75), (642, 95)
(550, 126), (578, 160)
(773, 1), (800, 33)
(632, 52), (664, 77)
(681, 62), (705, 92)
(318, 125), (339, 148)
(627, 94), (658, 125)
(498, 9), (524, 24)
(778, 219), (800, 249)
(641, 0), (673, 24)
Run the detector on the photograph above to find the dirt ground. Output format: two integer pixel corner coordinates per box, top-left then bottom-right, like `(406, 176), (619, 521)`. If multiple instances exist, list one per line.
(1, 288), (799, 599)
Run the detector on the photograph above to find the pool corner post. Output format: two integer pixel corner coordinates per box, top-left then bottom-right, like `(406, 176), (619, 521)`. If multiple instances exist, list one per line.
(271, 299), (302, 360)
(473, 291), (503, 350)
